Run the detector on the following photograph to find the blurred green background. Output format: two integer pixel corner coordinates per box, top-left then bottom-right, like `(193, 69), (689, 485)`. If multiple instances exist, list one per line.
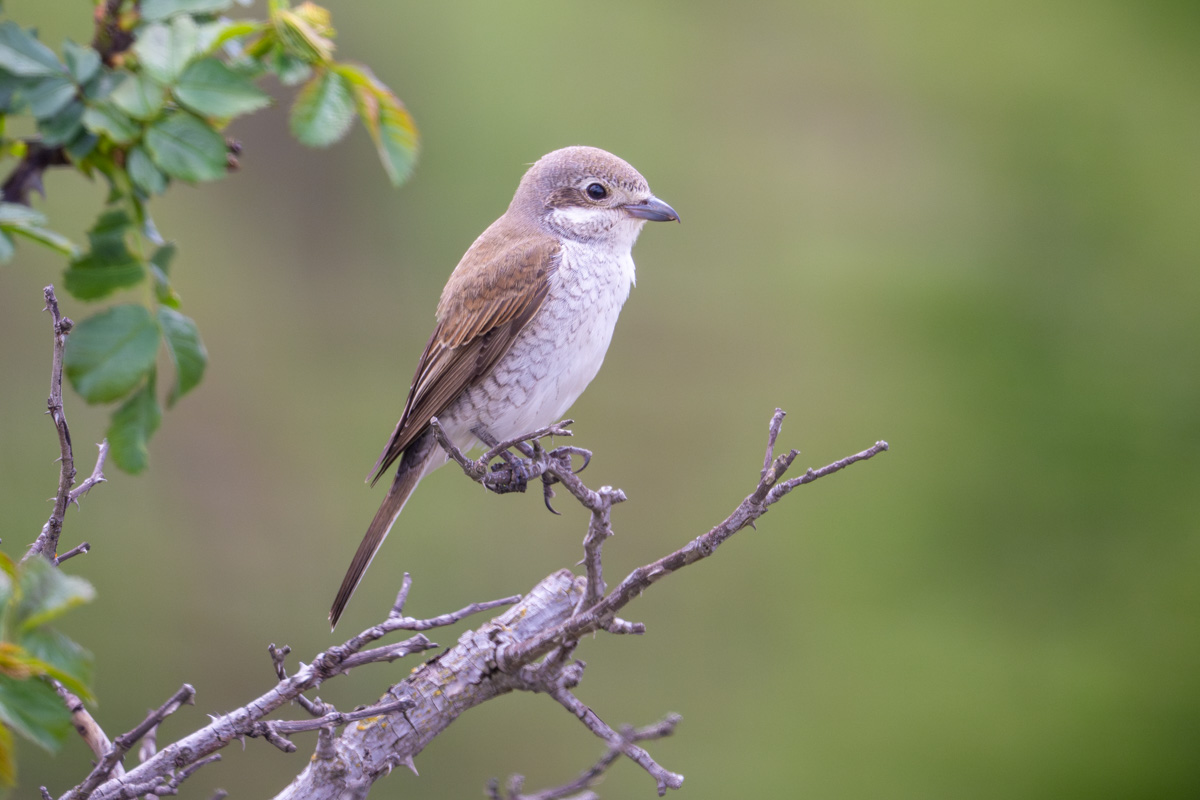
(2, 1), (1198, 797)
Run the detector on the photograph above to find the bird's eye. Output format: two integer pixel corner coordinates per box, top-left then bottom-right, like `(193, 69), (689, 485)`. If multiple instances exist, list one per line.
(585, 183), (608, 201)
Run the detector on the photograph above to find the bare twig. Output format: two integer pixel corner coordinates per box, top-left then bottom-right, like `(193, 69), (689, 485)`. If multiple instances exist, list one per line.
(68, 684), (196, 800)
(547, 688), (683, 796)
(51, 680), (122, 780)
(53, 542), (91, 566)
(68, 440), (109, 505)
(26, 288), (110, 565)
(492, 714), (682, 800)
(495, 415), (888, 672)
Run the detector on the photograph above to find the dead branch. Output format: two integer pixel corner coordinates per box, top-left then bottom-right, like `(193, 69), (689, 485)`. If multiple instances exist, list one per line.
(25, 286), (108, 565)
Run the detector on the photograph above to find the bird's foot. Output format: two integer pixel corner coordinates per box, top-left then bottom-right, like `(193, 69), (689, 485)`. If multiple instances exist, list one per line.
(540, 446), (592, 514)
(486, 456), (533, 494)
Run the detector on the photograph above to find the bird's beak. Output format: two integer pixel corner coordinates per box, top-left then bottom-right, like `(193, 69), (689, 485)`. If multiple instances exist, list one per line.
(624, 196), (680, 222)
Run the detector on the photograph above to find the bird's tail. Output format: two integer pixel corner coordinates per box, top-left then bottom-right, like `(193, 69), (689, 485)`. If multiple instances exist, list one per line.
(329, 431), (436, 630)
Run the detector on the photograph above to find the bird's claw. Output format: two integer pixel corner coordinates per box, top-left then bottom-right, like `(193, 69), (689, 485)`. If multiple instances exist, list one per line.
(549, 445), (592, 474)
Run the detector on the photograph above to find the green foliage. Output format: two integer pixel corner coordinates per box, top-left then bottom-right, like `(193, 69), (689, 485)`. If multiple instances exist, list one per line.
(0, 1), (419, 473)
(0, 554), (95, 787)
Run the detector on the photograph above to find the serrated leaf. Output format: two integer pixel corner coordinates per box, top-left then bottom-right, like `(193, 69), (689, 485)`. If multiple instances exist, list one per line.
(135, 16), (201, 84)
(174, 57), (270, 118)
(12, 559), (95, 634)
(144, 110), (228, 181)
(274, 7), (335, 63)
(20, 629), (94, 703)
(0, 22), (63, 78)
(342, 64), (418, 185)
(109, 71), (167, 120)
(0, 674), (71, 752)
(107, 374), (162, 473)
(25, 74), (76, 119)
(127, 145), (168, 195)
(62, 40), (101, 85)
(158, 307), (207, 405)
(141, 0), (234, 22)
(290, 66), (353, 147)
(82, 102), (140, 144)
(36, 99), (84, 146)
(63, 304), (161, 403)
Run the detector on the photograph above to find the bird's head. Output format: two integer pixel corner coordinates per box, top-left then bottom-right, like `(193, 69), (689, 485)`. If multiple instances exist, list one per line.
(514, 146), (678, 247)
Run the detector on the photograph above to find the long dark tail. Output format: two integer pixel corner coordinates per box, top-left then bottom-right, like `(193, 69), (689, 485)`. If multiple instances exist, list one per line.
(329, 430), (435, 630)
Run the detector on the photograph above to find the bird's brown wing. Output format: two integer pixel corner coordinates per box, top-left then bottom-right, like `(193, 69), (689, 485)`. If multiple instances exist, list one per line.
(368, 233), (561, 484)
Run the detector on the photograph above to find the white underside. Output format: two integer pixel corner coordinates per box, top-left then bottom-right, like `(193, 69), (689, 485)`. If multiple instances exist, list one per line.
(427, 235), (638, 470)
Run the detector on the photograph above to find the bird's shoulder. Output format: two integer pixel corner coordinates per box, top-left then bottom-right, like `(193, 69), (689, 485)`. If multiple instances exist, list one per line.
(434, 217), (561, 348)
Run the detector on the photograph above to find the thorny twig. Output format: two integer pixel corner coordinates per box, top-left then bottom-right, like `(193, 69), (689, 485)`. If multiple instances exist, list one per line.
(25, 287), (108, 565)
(424, 408), (888, 795)
(489, 714), (682, 800)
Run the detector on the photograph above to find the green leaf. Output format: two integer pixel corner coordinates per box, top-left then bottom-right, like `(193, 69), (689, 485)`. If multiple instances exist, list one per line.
(0, 22), (62, 78)
(82, 102), (140, 144)
(82, 68), (118, 102)
(144, 110), (228, 181)
(141, 0), (233, 22)
(290, 66), (353, 147)
(0, 674), (71, 752)
(0, 203), (78, 257)
(12, 559), (95, 634)
(85, 209), (133, 260)
(63, 304), (161, 403)
(174, 57), (270, 118)
(109, 71), (167, 120)
(62, 40), (101, 85)
(158, 307), (207, 405)
(127, 145), (168, 195)
(202, 19), (267, 55)
(0, 230), (13, 263)
(36, 99), (84, 146)
(20, 629), (94, 704)
(107, 374), (162, 473)
(25, 74), (76, 119)
(270, 48), (313, 86)
(63, 251), (144, 300)
(135, 16), (201, 84)
(341, 64), (418, 185)
(65, 130), (99, 161)
(373, 98), (418, 186)
(6, 224), (78, 257)
(149, 244), (181, 307)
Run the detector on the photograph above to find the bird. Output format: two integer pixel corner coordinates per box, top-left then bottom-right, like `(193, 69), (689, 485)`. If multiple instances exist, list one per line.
(329, 146), (678, 629)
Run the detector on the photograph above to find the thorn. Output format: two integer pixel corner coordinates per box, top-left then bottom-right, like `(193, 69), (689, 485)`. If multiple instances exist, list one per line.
(403, 755), (418, 775)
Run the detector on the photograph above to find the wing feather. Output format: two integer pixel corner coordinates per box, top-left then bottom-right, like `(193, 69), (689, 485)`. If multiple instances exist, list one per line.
(368, 234), (559, 485)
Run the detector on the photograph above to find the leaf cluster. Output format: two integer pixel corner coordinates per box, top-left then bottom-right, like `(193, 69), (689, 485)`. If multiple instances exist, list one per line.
(0, 0), (418, 473)
(0, 556), (95, 788)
